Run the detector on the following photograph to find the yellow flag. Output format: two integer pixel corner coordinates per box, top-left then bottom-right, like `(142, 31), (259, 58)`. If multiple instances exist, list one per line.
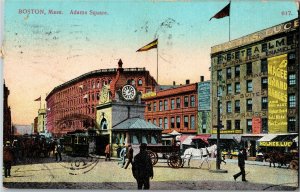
(136, 39), (158, 52)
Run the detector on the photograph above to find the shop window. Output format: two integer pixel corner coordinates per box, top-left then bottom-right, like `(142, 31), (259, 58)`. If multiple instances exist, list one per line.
(261, 59), (268, 73)
(184, 96), (189, 107)
(164, 117), (168, 129)
(235, 65), (240, 77)
(247, 80), (253, 92)
(235, 120), (240, 129)
(226, 67), (231, 79)
(227, 84), (232, 95)
(164, 100), (168, 110)
(227, 120), (232, 130)
(191, 115), (195, 130)
(247, 99), (252, 111)
(262, 97), (268, 110)
(235, 82), (240, 94)
(235, 100), (240, 113)
(176, 116), (181, 128)
(184, 116), (189, 128)
(262, 118), (268, 133)
(247, 119), (252, 133)
(171, 117), (175, 128)
(261, 77), (268, 89)
(288, 117), (296, 132)
(288, 73), (296, 86)
(171, 99), (175, 109)
(226, 101), (232, 113)
(288, 94), (296, 108)
(176, 98), (181, 108)
(190, 95), (195, 107)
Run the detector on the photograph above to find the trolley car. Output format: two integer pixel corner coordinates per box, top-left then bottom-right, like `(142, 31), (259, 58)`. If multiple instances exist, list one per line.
(63, 133), (89, 157)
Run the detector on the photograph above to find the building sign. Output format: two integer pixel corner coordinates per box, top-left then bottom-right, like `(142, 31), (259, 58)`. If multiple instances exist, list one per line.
(142, 91), (156, 99)
(211, 129), (243, 134)
(259, 141), (293, 147)
(252, 117), (261, 134)
(268, 54), (287, 133)
(198, 82), (210, 111)
(211, 19), (299, 54)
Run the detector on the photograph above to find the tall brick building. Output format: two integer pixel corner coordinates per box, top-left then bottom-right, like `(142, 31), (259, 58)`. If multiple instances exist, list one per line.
(46, 60), (157, 136)
(211, 19), (299, 155)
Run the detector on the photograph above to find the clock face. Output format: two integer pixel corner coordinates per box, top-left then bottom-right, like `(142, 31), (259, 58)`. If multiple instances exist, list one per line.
(121, 85), (136, 101)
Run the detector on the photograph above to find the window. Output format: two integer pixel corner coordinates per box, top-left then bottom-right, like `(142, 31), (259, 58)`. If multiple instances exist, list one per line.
(217, 55), (222, 64)
(227, 53), (231, 61)
(217, 86), (223, 97)
(262, 43), (267, 52)
(247, 119), (252, 133)
(226, 101), (232, 113)
(235, 100), (240, 113)
(147, 103), (152, 111)
(171, 117), (175, 128)
(246, 62), (252, 75)
(153, 119), (157, 125)
(288, 53), (296, 65)
(138, 79), (143, 86)
(164, 117), (168, 129)
(190, 115), (195, 130)
(164, 100), (168, 110)
(235, 120), (240, 130)
(235, 65), (240, 77)
(235, 51), (240, 60)
(247, 80), (253, 92)
(288, 94), (296, 108)
(288, 117), (296, 132)
(262, 97), (268, 110)
(219, 101), (222, 115)
(227, 84), (232, 95)
(227, 120), (232, 130)
(288, 73), (296, 86)
(217, 70), (222, 81)
(190, 96), (195, 107)
(153, 102), (156, 112)
(184, 116), (189, 128)
(176, 98), (181, 108)
(171, 99), (175, 110)
(226, 67), (231, 79)
(235, 82), (240, 94)
(184, 96), (189, 107)
(159, 118), (163, 128)
(159, 101), (163, 111)
(262, 77), (268, 89)
(262, 118), (268, 133)
(247, 99), (252, 111)
(176, 116), (181, 128)
(246, 48), (252, 57)
(261, 59), (268, 73)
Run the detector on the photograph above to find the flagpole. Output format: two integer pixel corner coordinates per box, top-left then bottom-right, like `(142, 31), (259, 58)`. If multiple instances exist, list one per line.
(157, 42), (159, 84)
(229, 0), (231, 41)
(40, 95), (41, 109)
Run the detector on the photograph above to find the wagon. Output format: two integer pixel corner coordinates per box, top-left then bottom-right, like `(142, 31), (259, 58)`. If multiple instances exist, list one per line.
(146, 145), (183, 168)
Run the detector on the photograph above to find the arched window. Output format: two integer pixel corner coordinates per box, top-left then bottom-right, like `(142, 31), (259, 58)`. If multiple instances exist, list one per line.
(138, 79), (143, 86)
(100, 118), (108, 130)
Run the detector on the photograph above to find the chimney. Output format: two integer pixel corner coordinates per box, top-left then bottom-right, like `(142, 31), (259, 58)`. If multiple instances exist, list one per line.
(173, 81), (176, 86)
(200, 76), (204, 82)
(118, 59), (123, 68)
(186, 79), (190, 85)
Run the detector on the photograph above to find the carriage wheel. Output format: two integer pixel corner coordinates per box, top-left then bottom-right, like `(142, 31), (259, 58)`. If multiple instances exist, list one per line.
(289, 160), (299, 170)
(168, 154), (182, 168)
(147, 150), (158, 165)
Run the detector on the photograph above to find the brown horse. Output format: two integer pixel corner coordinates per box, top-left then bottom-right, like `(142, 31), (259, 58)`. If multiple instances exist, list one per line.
(264, 151), (294, 168)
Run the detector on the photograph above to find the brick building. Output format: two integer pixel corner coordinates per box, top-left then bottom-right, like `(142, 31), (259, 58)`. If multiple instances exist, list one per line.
(143, 81), (198, 135)
(3, 82), (12, 143)
(210, 19), (299, 155)
(46, 59), (157, 136)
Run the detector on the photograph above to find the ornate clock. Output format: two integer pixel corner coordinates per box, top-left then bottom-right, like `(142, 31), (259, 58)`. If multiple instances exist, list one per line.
(121, 84), (137, 101)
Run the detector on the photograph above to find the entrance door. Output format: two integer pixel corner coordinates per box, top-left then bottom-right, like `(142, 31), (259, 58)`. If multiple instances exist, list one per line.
(95, 135), (110, 156)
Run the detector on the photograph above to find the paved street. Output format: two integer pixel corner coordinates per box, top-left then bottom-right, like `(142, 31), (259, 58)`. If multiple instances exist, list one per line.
(2, 154), (299, 190)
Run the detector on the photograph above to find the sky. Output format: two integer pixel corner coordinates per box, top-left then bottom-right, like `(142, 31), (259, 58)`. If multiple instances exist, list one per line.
(1, 0), (299, 125)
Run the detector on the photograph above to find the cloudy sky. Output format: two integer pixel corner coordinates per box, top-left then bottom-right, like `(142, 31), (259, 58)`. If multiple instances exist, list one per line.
(2, 0), (298, 125)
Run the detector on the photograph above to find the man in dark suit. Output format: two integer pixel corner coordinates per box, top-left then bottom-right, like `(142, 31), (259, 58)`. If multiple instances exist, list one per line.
(233, 147), (247, 182)
(132, 143), (153, 190)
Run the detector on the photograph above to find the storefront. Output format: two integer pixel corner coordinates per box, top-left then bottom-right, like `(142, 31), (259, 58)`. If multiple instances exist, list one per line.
(257, 133), (298, 153)
(241, 134), (264, 157)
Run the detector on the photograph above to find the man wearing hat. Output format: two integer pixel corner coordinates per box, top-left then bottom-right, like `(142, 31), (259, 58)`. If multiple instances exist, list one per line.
(233, 147), (247, 182)
(132, 143), (154, 189)
(3, 141), (14, 178)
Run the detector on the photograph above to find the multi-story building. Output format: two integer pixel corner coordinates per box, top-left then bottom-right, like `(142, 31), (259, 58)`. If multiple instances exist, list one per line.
(198, 76), (211, 134)
(143, 80), (198, 135)
(3, 82), (12, 143)
(37, 108), (46, 133)
(46, 59), (157, 136)
(211, 19), (299, 155)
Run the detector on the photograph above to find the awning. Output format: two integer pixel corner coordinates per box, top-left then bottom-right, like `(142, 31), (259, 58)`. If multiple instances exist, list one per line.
(167, 130), (182, 136)
(257, 134), (279, 142)
(209, 134), (242, 143)
(181, 135), (195, 145)
(192, 134), (211, 144)
(272, 134), (298, 142)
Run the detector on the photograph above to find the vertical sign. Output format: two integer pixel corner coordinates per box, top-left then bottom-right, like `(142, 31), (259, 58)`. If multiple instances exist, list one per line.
(268, 54), (288, 133)
(252, 117), (261, 134)
(198, 82), (210, 111)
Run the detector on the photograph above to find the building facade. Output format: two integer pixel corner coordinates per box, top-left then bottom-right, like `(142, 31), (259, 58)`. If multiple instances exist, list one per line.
(3, 82), (12, 143)
(46, 60), (157, 136)
(37, 108), (46, 133)
(143, 82), (198, 135)
(211, 19), (299, 155)
(198, 79), (211, 134)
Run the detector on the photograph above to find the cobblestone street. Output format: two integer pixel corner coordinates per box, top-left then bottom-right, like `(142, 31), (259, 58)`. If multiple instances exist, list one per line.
(2, 155), (299, 190)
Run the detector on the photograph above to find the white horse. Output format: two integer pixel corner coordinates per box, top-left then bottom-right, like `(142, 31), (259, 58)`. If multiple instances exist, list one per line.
(181, 144), (217, 169)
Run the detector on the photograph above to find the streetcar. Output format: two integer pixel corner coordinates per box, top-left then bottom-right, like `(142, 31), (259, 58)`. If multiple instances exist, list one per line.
(63, 132), (89, 157)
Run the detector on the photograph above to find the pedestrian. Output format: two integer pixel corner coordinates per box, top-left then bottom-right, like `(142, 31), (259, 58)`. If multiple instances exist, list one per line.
(105, 143), (111, 161)
(233, 147), (247, 182)
(124, 144), (133, 169)
(132, 143), (153, 190)
(119, 143), (127, 167)
(54, 142), (62, 161)
(3, 141), (14, 178)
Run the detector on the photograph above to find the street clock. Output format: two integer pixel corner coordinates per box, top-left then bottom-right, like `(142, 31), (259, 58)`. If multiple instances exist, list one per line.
(121, 84), (137, 101)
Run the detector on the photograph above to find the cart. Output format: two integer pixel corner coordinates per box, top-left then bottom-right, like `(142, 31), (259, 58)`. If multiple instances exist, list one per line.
(146, 145), (182, 168)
